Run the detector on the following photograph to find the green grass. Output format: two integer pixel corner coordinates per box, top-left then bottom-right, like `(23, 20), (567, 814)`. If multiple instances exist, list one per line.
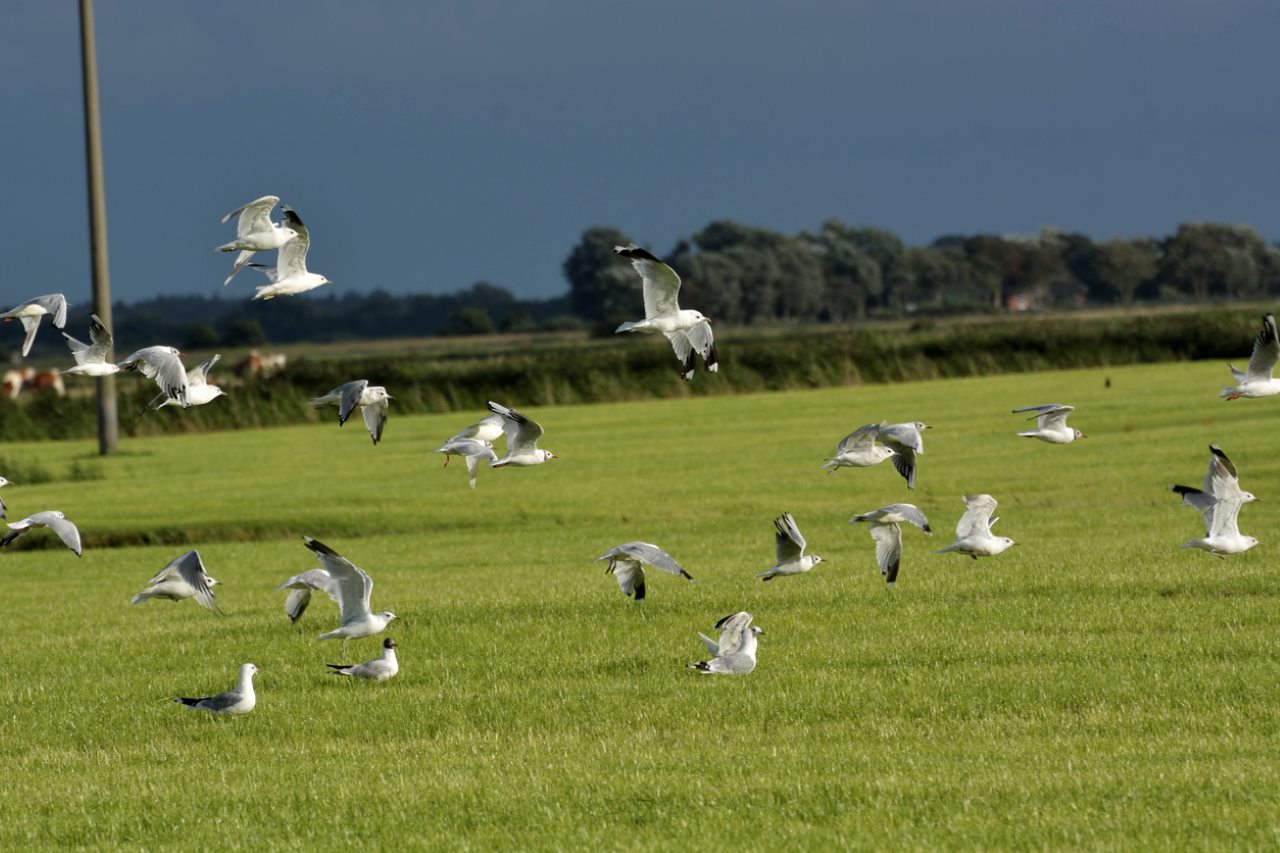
(2, 360), (1279, 849)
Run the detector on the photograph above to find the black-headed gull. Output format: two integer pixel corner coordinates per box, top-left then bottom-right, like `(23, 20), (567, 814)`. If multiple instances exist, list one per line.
(487, 401), (556, 467)
(309, 380), (392, 445)
(277, 537), (397, 656)
(1, 511), (83, 556)
(688, 612), (763, 675)
(1, 293), (68, 357)
(1222, 314), (1280, 400)
(850, 503), (932, 587)
(61, 314), (119, 377)
(327, 638), (399, 682)
(757, 512), (823, 581)
(217, 195), (299, 286)
(878, 421), (930, 490)
(118, 346), (189, 407)
(613, 246), (717, 380)
(1013, 404), (1085, 444)
(821, 422), (897, 472)
(249, 207), (331, 299)
(150, 354), (225, 409)
(131, 549), (221, 614)
(936, 494), (1016, 559)
(174, 663), (258, 716)
(594, 541), (692, 602)
(432, 437), (498, 489)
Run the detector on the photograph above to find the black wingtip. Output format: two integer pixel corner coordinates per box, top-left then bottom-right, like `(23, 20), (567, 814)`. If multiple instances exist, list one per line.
(614, 245), (660, 262)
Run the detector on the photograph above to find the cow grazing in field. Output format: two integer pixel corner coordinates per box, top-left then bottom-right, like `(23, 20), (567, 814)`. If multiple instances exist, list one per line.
(233, 350), (288, 379)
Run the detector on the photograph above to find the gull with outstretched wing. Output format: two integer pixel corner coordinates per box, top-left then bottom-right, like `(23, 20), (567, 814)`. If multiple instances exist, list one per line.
(594, 541), (692, 602)
(613, 246), (717, 380)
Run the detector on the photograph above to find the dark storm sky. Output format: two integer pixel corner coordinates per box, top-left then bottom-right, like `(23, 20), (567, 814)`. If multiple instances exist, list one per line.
(3, 1), (1278, 303)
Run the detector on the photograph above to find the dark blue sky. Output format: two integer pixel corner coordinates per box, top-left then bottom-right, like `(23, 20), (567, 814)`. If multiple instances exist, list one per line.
(4, 1), (1279, 303)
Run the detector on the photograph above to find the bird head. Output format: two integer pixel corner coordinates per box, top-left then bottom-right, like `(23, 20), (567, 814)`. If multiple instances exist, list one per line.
(542, 450), (558, 461)
(1074, 429), (1087, 439)
(1242, 490), (1259, 503)
(380, 611), (398, 623)
(750, 626), (765, 637)
(383, 638), (397, 650)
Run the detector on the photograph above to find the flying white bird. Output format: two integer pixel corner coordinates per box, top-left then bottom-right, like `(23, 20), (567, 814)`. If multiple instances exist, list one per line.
(613, 245), (717, 380)
(594, 541), (693, 602)
(1, 511), (83, 557)
(1221, 313), (1280, 400)
(248, 206), (330, 299)
(1, 293), (68, 358)
(61, 314), (119, 377)
(118, 346), (189, 407)
(277, 536), (397, 656)
(432, 436), (498, 489)
(0, 476), (9, 520)
(487, 401), (556, 467)
(1013, 404), (1086, 444)
(1171, 445), (1259, 557)
(326, 638), (399, 682)
(688, 612), (763, 675)
(309, 380), (392, 445)
(757, 512), (823, 581)
(1180, 496), (1259, 557)
(850, 503), (932, 587)
(446, 411), (505, 445)
(131, 549), (221, 613)
(936, 494), (1016, 559)
(151, 354), (226, 409)
(878, 421), (931, 490)
(216, 195), (300, 286)
(820, 422), (897, 472)
(174, 663), (258, 716)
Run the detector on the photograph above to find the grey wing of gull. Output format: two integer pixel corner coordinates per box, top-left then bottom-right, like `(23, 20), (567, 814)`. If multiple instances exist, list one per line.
(956, 495), (997, 538)
(615, 246), (681, 318)
(1171, 485), (1216, 513)
(86, 314), (112, 361)
(221, 194), (279, 228)
(1244, 314), (1280, 381)
(276, 208), (311, 276)
(603, 542), (691, 579)
(175, 549), (220, 613)
(194, 690), (244, 713)
(713, 611), (753, 657)
(879, 423), (923, 454)
(698, 632), (720, 656)
(362, 398), (388, 445)
(463, 448), (495, 488)
(0, 495), (5, 520)
(338, 381), (369, 427)
(1204, 445), (1243, 500)
(188, 354), (221, 387)
(663, 331), (696, 379)
(835, 422), (884, 454)
(30, 294), (68, 329)
(284, 587), (314, 622)
(605, 558), (645, 600)
(454, 413), (504, 441)
(888, 450), (918, 489)
(303, 537), (373, 622)
(685, 321), (716, 371)
(889, 503), (931, 532)
(488, 401), (543, 453)
(1206, 498), (1244, 538)
(869, 523), (903, 584)
(125, 348), (189, 403)
(774, 513), (805, 562)
(32, 512), (82, 556)
(62, 331), (91, 364)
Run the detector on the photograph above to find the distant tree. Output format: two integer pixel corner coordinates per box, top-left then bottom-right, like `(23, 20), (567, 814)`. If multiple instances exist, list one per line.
(1160, 223), (1267, 300)
(818, 220), (882, 320)
(499, 310), (537, 332)
(1094, 238), (1158, 306)
(222, 317), (266, 346)
(445, 306), (495, 336)
(184, 323), (221, 351)
(564, 227), (639, 323)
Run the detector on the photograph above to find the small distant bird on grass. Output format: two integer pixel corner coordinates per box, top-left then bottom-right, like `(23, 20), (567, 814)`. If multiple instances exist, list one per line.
(757, 512), (823, 581)
(689, 612), (763, 675)
(327, 638), (399, 682)
(1012, 404), (1086, 444)
(174, 663), (258, 716)
(1, 511), (83, 557)
(594, 541), (692, 602)
(936, 494), (1016, 559)
(850, 503), (932, 587)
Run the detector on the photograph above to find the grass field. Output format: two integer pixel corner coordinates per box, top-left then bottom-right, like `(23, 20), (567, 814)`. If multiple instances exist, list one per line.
(1, 359), (1279, 849)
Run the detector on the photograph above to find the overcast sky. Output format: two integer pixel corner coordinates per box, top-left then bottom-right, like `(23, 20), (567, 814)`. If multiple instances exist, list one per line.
(4, 1), (1278, 304)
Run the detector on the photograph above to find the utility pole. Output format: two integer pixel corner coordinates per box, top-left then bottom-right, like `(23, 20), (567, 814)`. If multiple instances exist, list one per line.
(79, 0), (118, 454)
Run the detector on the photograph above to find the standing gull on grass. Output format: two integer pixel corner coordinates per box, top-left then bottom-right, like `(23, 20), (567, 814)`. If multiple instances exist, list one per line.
(174, 663), (258, 716)
(1012, 404), (1086, 444)
(688, 612), (763, 675)
(1221, 314), (1280, 400)
(594, 542), (693, 602)
(433, 437), (498, 489)
(1, 293), (68, 357)
(327, 638), (399, 682)
(487, 401), (557, 467)
(936, 494), (1016, 559)
(118, 346), (189, 408)
(0, 476), (9, 520)
(309, 380), (393, 445)
(248, 207), (331, 300)
(1, 511), (83, 556)
(61, 314), (119, 377)
(613, 245), (717, 380)
(757, 513), (824, 581)
(216, 195), (299, 286)
(277, 537), (397, 657)
(820, 422), (897, 472)
(878, 421), (931, 490)
(850, 503), (932, 587)
(151, 354), (225, 410)
(131, 549), (221, 614)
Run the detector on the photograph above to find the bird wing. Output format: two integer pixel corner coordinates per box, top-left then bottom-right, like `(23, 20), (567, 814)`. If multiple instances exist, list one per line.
(889, 503), (931, 532)
(1015, 404), (1074, 430)
(276, 207), (311, 277)
(222, 195), (280, 232)
(713, 611), (753, 658)
(30, 294), (68, 329)
(774, 513), (806, 563)
(1203, 444), (1243, 501)
(1206, 498), (1244, 539)
(362, 396), (389, 445)
(338, 381), (369, 426)
(869, 522), (903, 584)
(31, 511), (82, 556)
(187, 354), (221, 388)
(601, 542), (691, 579)
(615, 245), (681, 318)
(62, 331), (92, 365)
(193, 689), (245, 713)
(698, 632), (720, 656)
(879, 423), (924, 454)
(303, 537), (373, 622)
(664, 331), (695, 379)
(835, 422), (884, 454)
(1244, 314), (1280, 381)
(605, 558), (645, 600)
(122, 348), (189, 404)
(454, 413), (504, 442)
(956, 494), (997, 538)
(174, 549), (220, 613)
(85, 314), (112, 362)
(684, 321), (716, 371)
(487, 401), (543, 453)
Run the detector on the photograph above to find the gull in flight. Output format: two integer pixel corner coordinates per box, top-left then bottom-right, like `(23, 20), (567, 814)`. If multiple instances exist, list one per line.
(445, 411), (505, 446)
(309, 380), (392, 445)
(174, 663), (258, 716)
(487, 401), (556, 467)
(850, 503), (932, 587)
(1180, 496), (1259, 557)
(757, 512), (823, 581)
(61, 314), (119, 377)
(432, 437), (498, 489)
(131, 549), (221, 614)
(1013, 404), (1085, 444)
(216, 195), (299, 286)
(0, 476), (9, 520)
(327, 638), (399, 682)
(150, 354), (225, 409)
(689, 612), (763, 675)
(1171, 445), (1259, 557)
(820, 422), (897, 472)
(936, 494), (1016, 559)
(878, 421), (931, 490)
(1222, 314), (1280, 400)
(613, 245), (717, 380)
(277, 536), (397, 656)
(594, 541), (693, 602)
(248, 206), (331, 299)
(118, 346), (189, 407)
(1, 293), (68, 358)
(1, 511), (83, 556)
